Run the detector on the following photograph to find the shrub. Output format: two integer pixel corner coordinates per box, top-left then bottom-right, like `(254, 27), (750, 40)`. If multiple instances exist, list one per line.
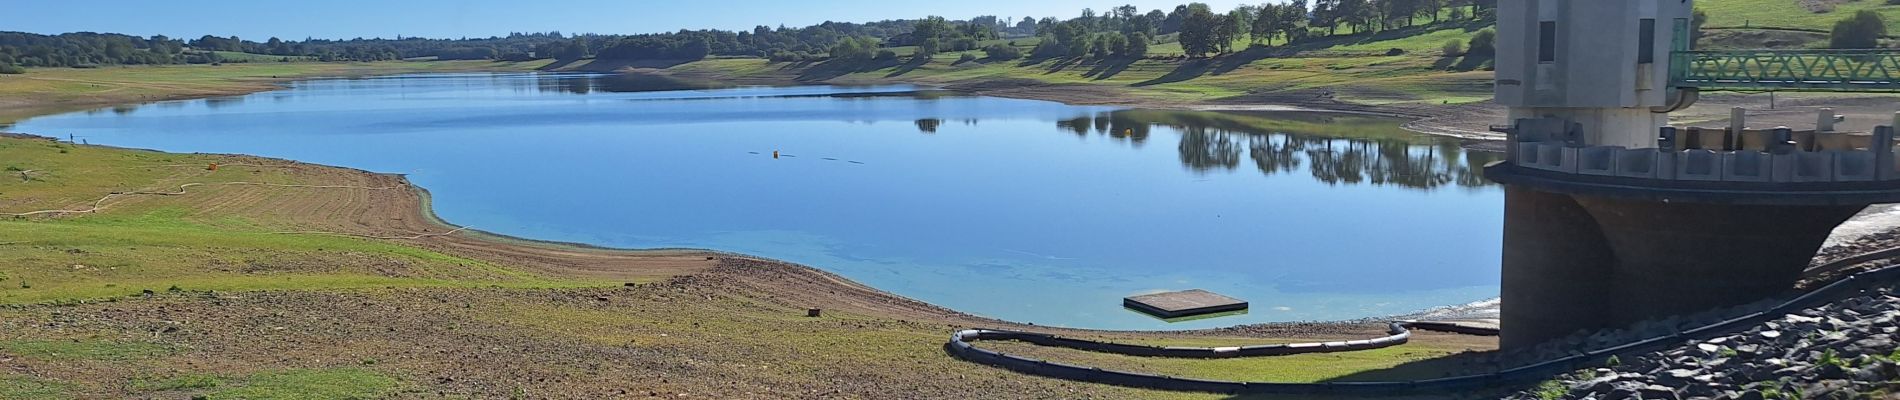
(1441, 40), (1465, 56)
(1830, 10), (1888, 49)
(1123, 32), (1151, 58)
(1032, 39), (1066, 57)
(0, 64), (26, 74)
(951, 38), (979, 52)
(983, 44), (1023, 60)
(875, 50), (897, 61)
(956, 52), (978, 64)
(1468, 28), (1498, 56)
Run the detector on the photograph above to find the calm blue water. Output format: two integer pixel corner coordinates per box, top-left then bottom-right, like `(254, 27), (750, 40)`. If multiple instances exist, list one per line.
(11, 73), (1505, 330)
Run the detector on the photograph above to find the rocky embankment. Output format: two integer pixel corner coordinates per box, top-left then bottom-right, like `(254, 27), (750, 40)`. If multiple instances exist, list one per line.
(1506, 286), (1900, 400)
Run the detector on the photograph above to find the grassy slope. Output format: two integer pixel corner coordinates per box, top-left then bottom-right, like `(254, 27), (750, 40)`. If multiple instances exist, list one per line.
(0, 138), (594, 305)
(1699, 0), (1900, 29)
(673, 21), (1498, 107)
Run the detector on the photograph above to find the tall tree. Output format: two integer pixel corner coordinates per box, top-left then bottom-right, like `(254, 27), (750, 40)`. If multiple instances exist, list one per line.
(1313, 0), (1340, 35)
(1179, 3), (1221, 57)
(1252, 4), (1283, 46)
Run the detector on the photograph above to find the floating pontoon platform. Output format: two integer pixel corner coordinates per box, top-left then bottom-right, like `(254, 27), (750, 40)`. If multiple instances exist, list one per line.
(1123, 289), (1249, 319)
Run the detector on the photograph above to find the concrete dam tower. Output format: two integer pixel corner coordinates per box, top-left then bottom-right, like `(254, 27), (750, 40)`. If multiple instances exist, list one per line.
(1484, 0), (1900, 349)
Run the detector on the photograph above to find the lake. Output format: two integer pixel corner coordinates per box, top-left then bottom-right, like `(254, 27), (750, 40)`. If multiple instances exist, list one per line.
(9, 72), (1505, 330)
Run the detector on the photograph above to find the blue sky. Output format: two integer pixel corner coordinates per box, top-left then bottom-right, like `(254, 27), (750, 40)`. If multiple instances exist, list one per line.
(12, 0), (1247, 40)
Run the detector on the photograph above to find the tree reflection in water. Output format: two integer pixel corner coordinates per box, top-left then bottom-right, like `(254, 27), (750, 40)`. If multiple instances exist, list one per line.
(1072, 110), (1500, 191)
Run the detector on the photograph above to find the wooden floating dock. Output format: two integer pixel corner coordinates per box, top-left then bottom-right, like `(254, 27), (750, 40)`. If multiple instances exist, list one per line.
(1124, 289), (1249, 319)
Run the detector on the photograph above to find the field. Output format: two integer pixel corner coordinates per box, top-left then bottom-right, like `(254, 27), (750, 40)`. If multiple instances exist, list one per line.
(670, 23), (1497, 110)
(1698, 0), (1900, 30)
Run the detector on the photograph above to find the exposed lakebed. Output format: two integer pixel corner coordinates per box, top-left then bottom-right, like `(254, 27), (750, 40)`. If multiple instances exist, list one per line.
(12, 72), (1504, 330)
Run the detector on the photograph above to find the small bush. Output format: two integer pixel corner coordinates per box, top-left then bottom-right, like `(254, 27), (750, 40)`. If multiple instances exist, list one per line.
(1441, 40), (1465, 56)
(875, 50), (897, 61)
(956, 52), (978, 64)
(983, 44), (1023, 60)
(1830, 10), (1888, 49)
(1468, 29), (1498, 56)
(0, 64), (22, 74)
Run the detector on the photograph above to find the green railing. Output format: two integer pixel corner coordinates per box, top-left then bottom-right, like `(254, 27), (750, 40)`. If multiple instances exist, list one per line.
(1672, 50), (1900, 91)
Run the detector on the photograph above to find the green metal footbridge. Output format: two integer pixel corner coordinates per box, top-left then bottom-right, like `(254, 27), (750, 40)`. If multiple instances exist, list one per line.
(1672, 49), (1900, 92)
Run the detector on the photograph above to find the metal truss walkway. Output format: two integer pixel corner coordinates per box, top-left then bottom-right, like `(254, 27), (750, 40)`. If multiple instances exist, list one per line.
(1672, 50), (1900, 92)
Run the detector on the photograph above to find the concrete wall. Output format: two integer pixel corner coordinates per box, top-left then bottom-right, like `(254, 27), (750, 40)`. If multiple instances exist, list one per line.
(1496, 0), (1691, 110)
(1513, 141), (1895, 182)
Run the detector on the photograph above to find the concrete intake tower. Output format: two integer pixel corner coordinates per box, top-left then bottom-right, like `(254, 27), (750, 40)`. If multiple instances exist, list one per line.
(1484, 0), (1900, 349)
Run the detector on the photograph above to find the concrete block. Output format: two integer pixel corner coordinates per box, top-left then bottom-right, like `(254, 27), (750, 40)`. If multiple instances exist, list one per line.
(1616, 149), (1657, 179)
(1835, 150), (1875, 181)
(1875, 127), (1895, 180)
(1559, 146), (1580, 174)
(1518, 142), (1544, 168)
(1578, 146), (1620, 176)
(1771, 153), (1797, 182)
(1677, 150), (1723, 181)
(1655, 150), (1678, 180)
(1794, 151), (1836, 183)
(1723, 151), (1771, 182)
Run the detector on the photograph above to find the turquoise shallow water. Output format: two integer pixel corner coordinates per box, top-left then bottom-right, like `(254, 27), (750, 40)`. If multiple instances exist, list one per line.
(10, 72), (1505, 330)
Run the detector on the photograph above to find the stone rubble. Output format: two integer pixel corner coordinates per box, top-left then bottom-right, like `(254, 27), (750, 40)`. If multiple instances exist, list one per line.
(1505, 287), (1900, 400)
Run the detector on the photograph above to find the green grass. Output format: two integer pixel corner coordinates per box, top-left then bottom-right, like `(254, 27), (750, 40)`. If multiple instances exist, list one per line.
(980, 339), (1475, 383)
(207, 51), (316, 63)
(0, 339), (173, 361)
(1699, 0), (1900, 30)
(668, 18), (1498, 107)
(132, 374), (223, 392)
(205, 369), (398, 400)
(0, 136), (610, 304)
(0, 375), (70, 400)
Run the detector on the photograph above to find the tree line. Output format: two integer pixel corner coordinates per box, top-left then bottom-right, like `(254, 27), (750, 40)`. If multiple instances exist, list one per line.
(1008, 0), (1498, 61)
(0, 1), (1503, 73)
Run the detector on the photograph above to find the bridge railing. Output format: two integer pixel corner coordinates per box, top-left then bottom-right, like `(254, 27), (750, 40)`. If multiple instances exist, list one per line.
(1673, 49), (1900, 91)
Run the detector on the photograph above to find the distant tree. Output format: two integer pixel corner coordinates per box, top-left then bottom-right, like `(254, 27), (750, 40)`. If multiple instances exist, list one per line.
(1229, 5), (1260, 42)
(1337, 0), (1375, 33)
(1213, 12), (1241, 53)
(1179, 4), (1221, 57)
(1831, 10), (1888, 49)
(1122, 32), (1150, 58)
(1251, 4), (1282, 45)
(1143, 9), (1168, 36)
(1052, 20), (1091, 57)
(1162, 5), (1189, 34)
(1280, 0), (1310, 43)
(918, 38), (942, 57)
(828, 36), (879, 61)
